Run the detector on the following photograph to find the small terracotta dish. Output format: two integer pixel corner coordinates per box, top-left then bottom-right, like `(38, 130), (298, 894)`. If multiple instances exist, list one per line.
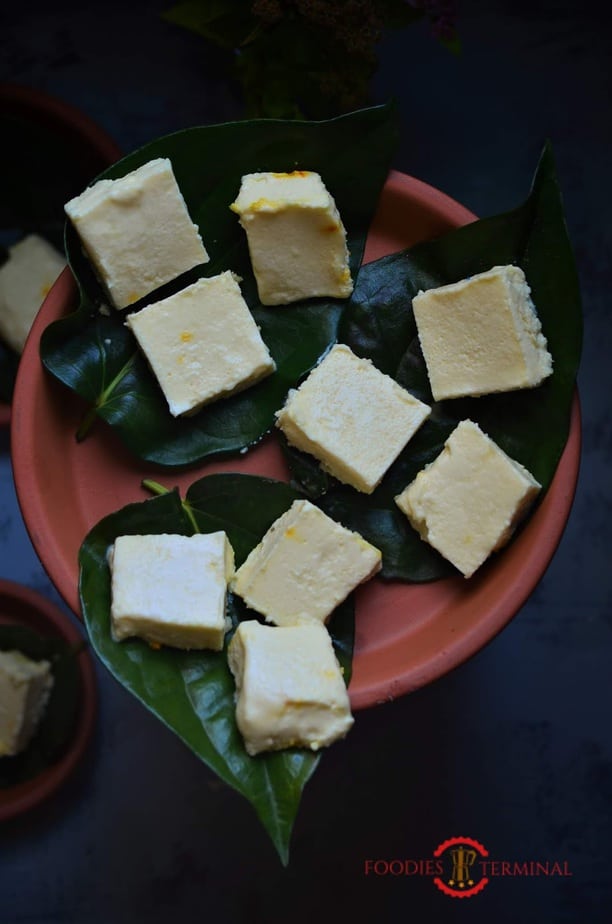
(0, 579), (97, 822)
(0, 83), (121, 427)
(11, 171), (581, 709)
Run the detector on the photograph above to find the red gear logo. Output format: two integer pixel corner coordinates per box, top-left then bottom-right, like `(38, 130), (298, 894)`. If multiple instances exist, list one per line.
(433, 837), (489, 898)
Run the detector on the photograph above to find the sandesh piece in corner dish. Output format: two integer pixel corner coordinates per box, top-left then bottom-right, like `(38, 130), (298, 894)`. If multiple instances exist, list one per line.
(0, 235), (66, 419)
(0, 584), (97, 819)
(40, 104), (400, 465)
(0, 83), (121, 419)
(0, 648), (54, 758)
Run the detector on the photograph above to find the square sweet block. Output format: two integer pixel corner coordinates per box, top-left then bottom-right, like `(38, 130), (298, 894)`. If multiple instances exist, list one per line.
(412, 264), (553, 401)
(0, 235), (65, 353)
(109, 532), (235, 650)
(231, 499), (381, 626)
(230, 170), (353, 305)
(0, 649), (53, 757)
(125, 272), (276, 417)
(275, 344), (431, 493)
(64, 158), (209, 308)
(394, 419), (541, 578)
(227, 620), (353, 755)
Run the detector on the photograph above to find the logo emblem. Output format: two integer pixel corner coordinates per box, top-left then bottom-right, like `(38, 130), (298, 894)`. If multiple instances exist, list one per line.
(433, 837), (489, 898)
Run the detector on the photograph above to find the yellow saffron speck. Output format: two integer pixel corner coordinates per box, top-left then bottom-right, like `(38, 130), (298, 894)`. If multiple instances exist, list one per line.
(249, 197), (277, 212)
(272, 170), (310, 179)
(180, 331), (193, 342)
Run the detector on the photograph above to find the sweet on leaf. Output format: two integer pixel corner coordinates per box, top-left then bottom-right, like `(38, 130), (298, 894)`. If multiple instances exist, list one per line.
(79, 474), (354, 865)
(41, 104), (399, 466)
(286, 142), (582, 582)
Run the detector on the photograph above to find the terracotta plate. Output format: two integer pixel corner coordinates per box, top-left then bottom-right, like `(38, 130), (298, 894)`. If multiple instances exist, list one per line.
(0, 579), (97, 822)
(11, 171), (581, 710)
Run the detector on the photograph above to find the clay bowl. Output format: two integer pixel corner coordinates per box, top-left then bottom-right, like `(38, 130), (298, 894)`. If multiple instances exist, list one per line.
(0, 579), (97, 822)
(0, 82), (121, 427)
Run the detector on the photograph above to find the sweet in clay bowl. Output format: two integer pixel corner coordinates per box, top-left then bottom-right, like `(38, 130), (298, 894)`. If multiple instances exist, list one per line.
(0, 579), (97, 822)
(0, 82), (121, 427)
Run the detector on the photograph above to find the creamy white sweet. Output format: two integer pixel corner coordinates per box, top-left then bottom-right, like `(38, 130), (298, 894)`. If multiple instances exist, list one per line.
(230, 170), (353, 305)
(109, 532), (235, 650)
(64, 158), (209, 308)
(412, 264), (553, 401)
(125, 272), (276, 417)
(0, 235), (65, 353)
(276, 343), (431, 494)
(227, 620), (353, 755)
(0, 649), (54, 757)
(394, 419), (541, 578)
(231, 498), (381, 626)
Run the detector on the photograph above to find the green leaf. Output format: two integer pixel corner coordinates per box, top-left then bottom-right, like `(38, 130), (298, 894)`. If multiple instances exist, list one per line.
(79, 474), (355, 864)
(0, 626), (81, 787)
(40, 104), (399, 466)
(287, 142), (582, 582)
(163, 0), (259, 49)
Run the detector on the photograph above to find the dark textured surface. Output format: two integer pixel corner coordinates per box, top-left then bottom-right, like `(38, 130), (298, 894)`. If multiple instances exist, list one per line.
(1, 1), (610, 920)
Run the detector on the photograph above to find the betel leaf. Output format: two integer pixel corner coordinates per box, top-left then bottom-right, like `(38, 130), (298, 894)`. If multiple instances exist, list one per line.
(41, 104), (399, 467)
(0, 625), (81, 787)
(79, 474), (354, 865)
(287, 142), (583, 582)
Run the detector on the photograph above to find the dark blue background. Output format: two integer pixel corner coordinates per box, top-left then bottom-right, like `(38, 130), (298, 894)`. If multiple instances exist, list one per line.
(1, 1), (610, 920)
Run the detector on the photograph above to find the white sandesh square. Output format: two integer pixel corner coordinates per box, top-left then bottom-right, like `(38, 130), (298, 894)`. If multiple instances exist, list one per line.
(230, 170), (353, 305)
(394, 419), (541, 578)
(0, 649), (54, 757)
(276, 343), (432, 494)
(125, 272), (276, 417)
(109, 532), (235, 650)
(231, 499), (381, 627)
(0, 235), (65, 354)
(64, 158), (209, 309)
(412, 264), (553, 402)
(227, 620), (353, 756)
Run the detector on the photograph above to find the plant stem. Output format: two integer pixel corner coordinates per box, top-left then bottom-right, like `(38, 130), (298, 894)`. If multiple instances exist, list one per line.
(141, 479), (200, 534)
(142, 479), (170, 497)
(76, 353), (136, 441)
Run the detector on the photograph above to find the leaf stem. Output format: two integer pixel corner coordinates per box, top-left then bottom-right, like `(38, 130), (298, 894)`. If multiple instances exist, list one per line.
(142, 479), (170, 497)
(141, 479), (200, 534)
(76, 352), (137, 442)
(76, 405), (99, 442)
(183, 502), (201, 536)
